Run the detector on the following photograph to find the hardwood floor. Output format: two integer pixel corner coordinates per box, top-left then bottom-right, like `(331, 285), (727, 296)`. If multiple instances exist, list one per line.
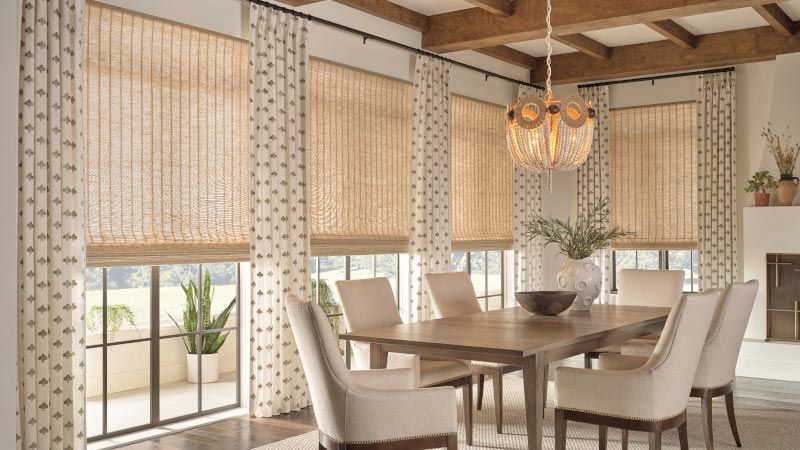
(113, 376), (800, 450)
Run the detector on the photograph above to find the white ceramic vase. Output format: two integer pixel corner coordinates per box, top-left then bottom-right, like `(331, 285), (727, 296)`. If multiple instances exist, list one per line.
(557, 257), (602, 311)
(187, 353), (219, 384)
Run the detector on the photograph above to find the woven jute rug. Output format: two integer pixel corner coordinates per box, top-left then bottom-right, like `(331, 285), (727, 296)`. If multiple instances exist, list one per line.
(254, 377), (800, 449)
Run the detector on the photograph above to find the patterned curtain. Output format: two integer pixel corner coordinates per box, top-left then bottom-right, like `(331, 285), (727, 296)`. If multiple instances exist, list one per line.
(408, 55), (452, 323)
(576, 85), (612, 304)
(17, 1), (86, 449)
(248, 3), (311, 417)
(697, 72), (738, 290)
(513, 85), (544, 292)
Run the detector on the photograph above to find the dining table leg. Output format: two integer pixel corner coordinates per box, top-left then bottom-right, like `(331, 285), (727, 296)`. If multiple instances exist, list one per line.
(369, 343), (387, 369)
(522, 354), (546, 450)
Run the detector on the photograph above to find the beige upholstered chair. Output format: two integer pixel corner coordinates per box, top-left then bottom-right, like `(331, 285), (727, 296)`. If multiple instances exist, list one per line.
(424, 272), (534, 434)
(286, 294), (459, 450)
(336, 277), (474, 444)
(600, 280), (759, 450)
(585, 269), (685, 368)
(555, 290), (720, 450)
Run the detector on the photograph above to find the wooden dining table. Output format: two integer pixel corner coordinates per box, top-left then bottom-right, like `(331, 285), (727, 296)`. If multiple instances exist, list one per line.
(339, 304), (671, 450)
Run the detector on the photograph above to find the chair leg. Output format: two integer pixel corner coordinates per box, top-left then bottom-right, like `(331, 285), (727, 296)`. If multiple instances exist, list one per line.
(725, 391), (742, 447)
(701, 394), (715, 450)
(599, 425), (608, 450)
(493, 366), (503, 434)
(462, 378), (473, 446)
(541, 364), (549, 418)
(446, 434), (458, 450)
(621, 429), (629, 450)
(648, 430), (662, 450)
(476, 373), (485, 410)
(678, 421), (689, 450)
(555, 409), (567, 450)
(584, 353), (592, 369)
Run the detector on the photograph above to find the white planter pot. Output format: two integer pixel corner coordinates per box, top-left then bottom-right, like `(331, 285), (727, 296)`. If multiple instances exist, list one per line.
(557, 257), (602, 311)
(186, 353), (219, 384)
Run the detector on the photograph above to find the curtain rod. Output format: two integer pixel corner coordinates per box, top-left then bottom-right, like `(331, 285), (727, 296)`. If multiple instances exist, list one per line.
(246, 0), (545, 91)
(577, 67), (735, 89)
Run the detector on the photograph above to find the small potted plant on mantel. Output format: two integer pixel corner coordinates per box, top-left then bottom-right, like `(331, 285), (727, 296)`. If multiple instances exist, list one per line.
(744, 170), (778, 206)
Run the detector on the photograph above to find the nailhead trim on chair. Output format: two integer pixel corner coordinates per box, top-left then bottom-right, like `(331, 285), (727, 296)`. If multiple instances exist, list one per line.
(559, 407), (685, 423)
(326, 432), (458, 445)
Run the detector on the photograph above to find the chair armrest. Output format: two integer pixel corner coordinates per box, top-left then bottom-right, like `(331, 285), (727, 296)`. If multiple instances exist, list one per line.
(556, 366), (656, 419)
(345, 386), (457, 443)
(597, 353), (649, 370)
(349, 368), (416, 390)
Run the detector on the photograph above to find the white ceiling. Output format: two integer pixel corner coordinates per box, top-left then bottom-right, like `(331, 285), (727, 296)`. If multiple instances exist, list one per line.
(583, 24), (666, 47)
(673, 8), (768, 35)
(505, 39), (576, 57)
(384, 2), (797, 58)
(386, 0), (472, 16)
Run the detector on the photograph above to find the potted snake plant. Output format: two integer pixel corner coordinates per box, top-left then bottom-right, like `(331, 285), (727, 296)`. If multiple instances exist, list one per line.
(168, 271), (236, 383)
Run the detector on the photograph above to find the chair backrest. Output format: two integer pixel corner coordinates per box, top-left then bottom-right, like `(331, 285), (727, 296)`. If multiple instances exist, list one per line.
(336, 277), (403, 369)
(645, 290), (719, 419)
(616, 269), (685, 308)
(286, 294), (349, 441)
(424, 272), (482, 318)
(694, 280), (759, 388)
(336, 277), (403, 332)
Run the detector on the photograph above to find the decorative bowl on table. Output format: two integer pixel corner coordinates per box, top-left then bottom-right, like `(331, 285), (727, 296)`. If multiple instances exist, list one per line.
(515, 291), (577, 316)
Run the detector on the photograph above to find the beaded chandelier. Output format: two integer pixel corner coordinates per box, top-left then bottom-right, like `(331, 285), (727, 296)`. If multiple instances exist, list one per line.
(506, 0), (595, 192)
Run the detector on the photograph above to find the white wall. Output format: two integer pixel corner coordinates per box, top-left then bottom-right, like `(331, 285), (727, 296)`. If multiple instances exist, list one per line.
(0, 0), (19, 446)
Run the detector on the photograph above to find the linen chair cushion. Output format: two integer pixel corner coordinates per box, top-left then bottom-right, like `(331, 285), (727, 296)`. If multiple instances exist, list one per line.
(424, 272), (482, 318)
(336, 277), (471, 387)
(286, 294), (458, 444)
(556, 290), (719, 421)
(617, 280), (759, 389)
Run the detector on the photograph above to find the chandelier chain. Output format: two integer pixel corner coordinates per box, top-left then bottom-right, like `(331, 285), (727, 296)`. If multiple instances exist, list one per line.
(545, 0), (553, 99)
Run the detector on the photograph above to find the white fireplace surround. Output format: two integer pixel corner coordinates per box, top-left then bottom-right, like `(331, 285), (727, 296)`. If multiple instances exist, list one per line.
(739, 206), (800, 381)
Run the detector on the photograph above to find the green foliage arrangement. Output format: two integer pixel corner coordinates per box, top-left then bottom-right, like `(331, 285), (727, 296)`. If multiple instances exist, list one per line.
(168, 271), (236, 355)
(744, 170), (778, 194)
(312, 279), (345, 354)
(522, 198), (633, 260)
(87, 304), (137, 340)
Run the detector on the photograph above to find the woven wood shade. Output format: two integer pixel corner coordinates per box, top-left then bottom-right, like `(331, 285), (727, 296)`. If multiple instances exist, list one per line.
(82, 1), (250, 266)
(308, 59), (413, 256)
(450, 95), (514, 251)
(610, 102), (698, 250)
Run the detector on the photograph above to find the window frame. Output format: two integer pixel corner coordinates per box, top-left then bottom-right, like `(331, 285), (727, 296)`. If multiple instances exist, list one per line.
(459, 250), (507, 310)
(86, 263), (242, 442)
(611, 249), (698, 293)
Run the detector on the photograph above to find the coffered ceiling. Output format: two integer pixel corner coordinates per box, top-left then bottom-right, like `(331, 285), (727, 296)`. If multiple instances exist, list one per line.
(280, 0), (800, 83)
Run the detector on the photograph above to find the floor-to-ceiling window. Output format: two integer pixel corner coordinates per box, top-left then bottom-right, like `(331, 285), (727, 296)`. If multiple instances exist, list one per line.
(83, 2), (249, 440)
(451, 251), (507, 310)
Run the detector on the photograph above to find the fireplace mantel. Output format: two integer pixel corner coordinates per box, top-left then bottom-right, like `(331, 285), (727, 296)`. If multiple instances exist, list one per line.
(738, 206), (800, 381)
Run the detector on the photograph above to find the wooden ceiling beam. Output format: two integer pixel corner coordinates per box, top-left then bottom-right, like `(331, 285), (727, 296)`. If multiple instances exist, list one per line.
(753, 3), (796, 36)
(646, 20), (697, 48)
(464, 0), (515, 17)
(332, 0), (429, 32)
(473, 45), (537, 69)
(422, 0), (769, 52)
(531, 23), (800, 85)
(553, 34), (611, 59)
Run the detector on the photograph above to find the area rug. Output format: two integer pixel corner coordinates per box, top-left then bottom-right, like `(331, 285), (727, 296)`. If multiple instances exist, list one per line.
(253, 377), (800, 449)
